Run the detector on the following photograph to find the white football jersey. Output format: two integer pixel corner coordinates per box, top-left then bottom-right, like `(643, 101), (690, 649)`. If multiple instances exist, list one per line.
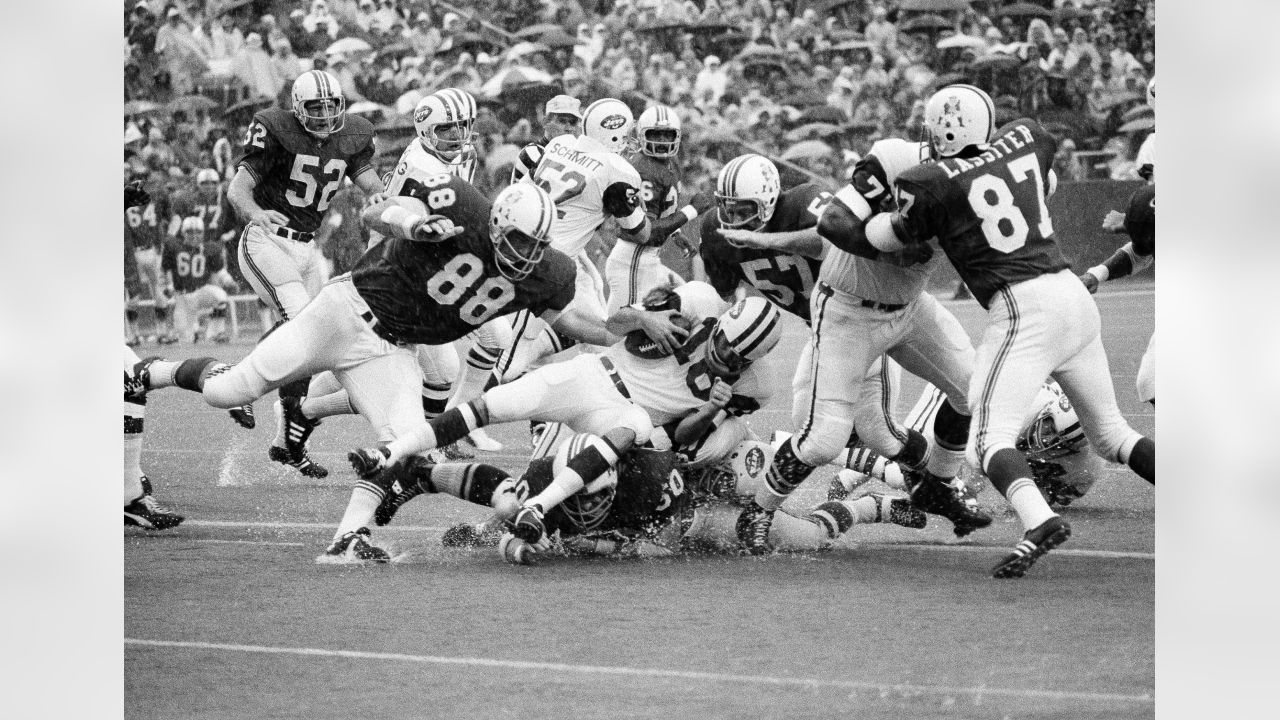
(371, 140), (477, 248)
(603, 282), (756, 426)
(525, 133), (646, 257)
(819, 138), (941, 305)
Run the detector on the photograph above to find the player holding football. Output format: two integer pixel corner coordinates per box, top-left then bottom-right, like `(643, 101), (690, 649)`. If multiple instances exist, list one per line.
(736, 138), (991, 555)
(229, 69), (388, 477)
(348, 293), (784, 560)
(132, 179), (615, 563)
(839, 84), (1155, 577)
(604, 104), (713, 314)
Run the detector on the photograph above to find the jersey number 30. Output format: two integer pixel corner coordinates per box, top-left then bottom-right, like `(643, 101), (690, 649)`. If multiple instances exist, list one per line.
(427, 254), (516, 325)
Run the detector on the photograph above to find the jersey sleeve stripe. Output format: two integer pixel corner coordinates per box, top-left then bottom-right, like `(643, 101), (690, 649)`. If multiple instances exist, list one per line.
(236, 161), (261, 184)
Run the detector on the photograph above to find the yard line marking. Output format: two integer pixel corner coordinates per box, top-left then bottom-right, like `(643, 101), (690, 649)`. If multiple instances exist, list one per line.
(190, 539), (306, 547)
(123, 638), (1152, 704)
(177, 520), (1153, 560)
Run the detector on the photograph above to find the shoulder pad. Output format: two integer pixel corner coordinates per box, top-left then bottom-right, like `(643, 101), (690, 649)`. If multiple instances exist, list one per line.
(332, 114), (376, 155)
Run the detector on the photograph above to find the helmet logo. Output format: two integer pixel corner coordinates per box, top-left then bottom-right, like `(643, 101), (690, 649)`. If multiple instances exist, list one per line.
(728, 300), (745, 319)
(414, 105), (432, 123)
(743, 446), (765, 478)
(942, 97), (966, 127)
(1058, 394), (1072, 412)
(601, 113), (626, 130)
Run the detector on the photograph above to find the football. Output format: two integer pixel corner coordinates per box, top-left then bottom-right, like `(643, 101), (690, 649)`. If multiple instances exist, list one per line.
(623, 312), (693, 359)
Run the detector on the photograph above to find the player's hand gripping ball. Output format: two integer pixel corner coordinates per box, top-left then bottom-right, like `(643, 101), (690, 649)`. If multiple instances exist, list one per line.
(623, 285), (692, 359)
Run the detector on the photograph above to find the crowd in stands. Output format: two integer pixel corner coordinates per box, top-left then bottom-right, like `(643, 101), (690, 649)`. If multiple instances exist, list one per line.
(124, 0), (1155, 281)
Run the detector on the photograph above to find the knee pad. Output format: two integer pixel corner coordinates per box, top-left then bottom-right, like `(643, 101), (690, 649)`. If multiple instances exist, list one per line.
(680, 417), (750, 469)
(932, 400), (971, 450)
(793, 412), (854, 467)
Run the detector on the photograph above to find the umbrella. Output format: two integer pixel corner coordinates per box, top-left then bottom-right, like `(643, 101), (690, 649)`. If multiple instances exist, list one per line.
(785, 122), (843, 142)
(166, 94), (219, 113)
(900, 14), (954, 34)
(797, 105), (848, 125)
(374, 42), (414, 61)
(326, 37), (372, 55)
(515, 23), (565, 39)
(1118, 116), (1155, 133)
(635, 20), (695, 34)
(694, 127), (743, 147)
(997, 2), (1054, 19)
(899, 0), (972, 11)
(968, 53), (1023, 71)
(499, 81), (562, 107)
(1099, 91), (1142, 110)
(781, 140), (835, 162)
(506, 41), (552, 60)
(439, 31), (500, 54)
(1053, 6), (1089, 22)
(124, 99), (163, 116)
(779, 89), (828, 107)
(481, 66), (555, 98)
(222, 95), (275, 118)
(824, 39), (875, 52)
(537, 28), (579, 48)
(734, 43), (790, 65)
(208, 0), (255, 17)
(1122, 104), (1154, 122)
(347, 101), (393, 117)
(937, 34), (987, 50)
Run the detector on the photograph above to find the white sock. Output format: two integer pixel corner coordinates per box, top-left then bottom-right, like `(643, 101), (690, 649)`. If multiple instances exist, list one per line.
(146, 360), (181, 389)
(926, 444), (965, 479)
(125, 401), (146, 503)
(844, 495), (882, 525)
(271, 400), (286, 448)
(1006, 478), (1056, 531)
(301, 390), (354, 420)
(333, 484), (382, 540)
(308, 372), (344, 397)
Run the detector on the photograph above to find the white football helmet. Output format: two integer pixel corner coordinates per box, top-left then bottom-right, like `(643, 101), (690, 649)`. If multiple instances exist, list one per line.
(714, 154), (781, 237)
(707, 296), (782, 375)
(922, 83), (995, 158)
(636, 104), (682, 158)
(1146, 77), (1155, 111)
(291, 69), (346, 138)
(414, 88), (477, 160)
(489, 183), (556, 281)
(180, 216), (204, 245)
(1015, 382), (1105, 507)
(581, 97), (635, 153)
(552, 433), (619, 533)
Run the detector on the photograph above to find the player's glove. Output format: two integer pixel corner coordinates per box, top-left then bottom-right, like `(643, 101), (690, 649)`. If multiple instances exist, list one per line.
(125, 181), (151, 210)
(348, 445), (391, 479)
(509, 503), (547, 545)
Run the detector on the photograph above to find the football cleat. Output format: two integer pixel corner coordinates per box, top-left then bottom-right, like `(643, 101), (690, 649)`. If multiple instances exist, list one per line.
(826, 476), (850, 502)
(131, 356), (161, 392)
(499, 532), (538, 565)
(316, 527), (390, 564)
(735, 501), (775, 555)
(907, 470), (992, 538)
(876, 494), (928, 529)
(139, 475), (153, 496)
(348, 445), (391, 479)
(441, 521), (504, 548)
(371, 456), (435, 527)
(273, 397), (328, 478)
(466, 428), (504, 452)
(438, 440), (474, 461)
(991, 516), (1072, 579)
(228, 403), (256, 429)
(124, 494), (184, 530)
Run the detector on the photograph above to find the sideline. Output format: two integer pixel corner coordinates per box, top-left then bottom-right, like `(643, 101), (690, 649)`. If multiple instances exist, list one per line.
(123, 638), (1152, 704)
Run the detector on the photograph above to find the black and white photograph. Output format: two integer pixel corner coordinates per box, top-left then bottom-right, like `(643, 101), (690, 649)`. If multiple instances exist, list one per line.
(9, 0), (1278, 717)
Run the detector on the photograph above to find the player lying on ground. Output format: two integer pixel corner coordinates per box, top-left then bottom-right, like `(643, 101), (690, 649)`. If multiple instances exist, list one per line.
(348, 292), (786, 559)
(130, 181), (622, 564)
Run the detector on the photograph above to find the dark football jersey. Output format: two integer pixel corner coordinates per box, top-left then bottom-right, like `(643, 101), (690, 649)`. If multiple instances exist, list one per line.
(236, 108), (376, 234)
(125, 194), (171, 253)
(697, 182), (832, 321)
(521, 447), (681, 537)
(625, 151), (682, 220)
(892, 119), (1069, 308)
(161, 239), (226, 294)
(1124, 183), (1155, 256)
(169, 189), (227, 243)
(351, 174), (576, 345)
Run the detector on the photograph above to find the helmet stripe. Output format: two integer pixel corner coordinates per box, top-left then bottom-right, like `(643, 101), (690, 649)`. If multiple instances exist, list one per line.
(314, 70), (329, 99)
(733, 303), (781, 359)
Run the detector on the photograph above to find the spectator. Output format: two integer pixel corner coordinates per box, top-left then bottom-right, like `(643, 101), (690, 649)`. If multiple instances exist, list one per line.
(1053, 138), (1082, 182)
(563, 66), (589, 97)
(693, 55), (728, 106)
(1064, 27), (1100, 73)
(407, 11), (441, 57)
(154, 8), (209, 96)
(1046, 27), (1070, 73)
(303, 0), (341, 38)
(1096, 28), (1143, 78)
(271, 40), (304, 87)
(864, 5), (897, 55)
(231, 32), (282, 100)
(373, 0), (402, 33)
(353, 0), (377, 32)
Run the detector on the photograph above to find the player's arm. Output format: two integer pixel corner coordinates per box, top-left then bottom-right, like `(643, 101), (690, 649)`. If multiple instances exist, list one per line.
(1081, 186), (1155, 293)
(544, 307), (618, 347)
(227, 166), (290, 232)
(606, 306), (690, 356)
(673, 379), (733, 446)
(604, 180), (651, 245)
(510, 144), (543, 185)
(352, 167), (388, 204)
(719, 226), (824, 257)
(649, 189), (713, 242)
(360, 195), (463, 243)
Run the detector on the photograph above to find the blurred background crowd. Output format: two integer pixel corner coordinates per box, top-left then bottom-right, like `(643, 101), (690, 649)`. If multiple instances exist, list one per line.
(124, 0), (1155, 284)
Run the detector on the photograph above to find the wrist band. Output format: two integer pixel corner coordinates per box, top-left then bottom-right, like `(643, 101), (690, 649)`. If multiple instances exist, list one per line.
(1087, 265), (1109, 283)
(681, 205), (698, 222)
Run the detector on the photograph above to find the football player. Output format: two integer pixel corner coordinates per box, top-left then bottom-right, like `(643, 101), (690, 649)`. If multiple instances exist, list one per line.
(1081, 183), (1155, 405)
(846, 84), (1155, 577)
(229, 69), (388, 477)
(131, 179), (614, 563)
(604, 104), (713, 315)
(737, 138), (991, 555)
(493, 97), (659, 384)
(126, 170), (177, 344)
(160, 216), (235, 343)
(348, 293), (784, 557)
(168, 168), (231, 247)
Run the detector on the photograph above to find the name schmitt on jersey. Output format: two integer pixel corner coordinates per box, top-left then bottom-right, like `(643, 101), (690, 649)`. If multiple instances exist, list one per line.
(531, 133), (644, 257)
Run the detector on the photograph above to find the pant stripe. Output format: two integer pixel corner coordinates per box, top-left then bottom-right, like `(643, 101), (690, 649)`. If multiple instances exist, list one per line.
(879, 358), (907, 443)
(496, 310), (533, 380)
(238, 228), (288, 320)
(627, 245), (643, 306)
(796, 290), (830, 450)
(975, 287), (1021, 464)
